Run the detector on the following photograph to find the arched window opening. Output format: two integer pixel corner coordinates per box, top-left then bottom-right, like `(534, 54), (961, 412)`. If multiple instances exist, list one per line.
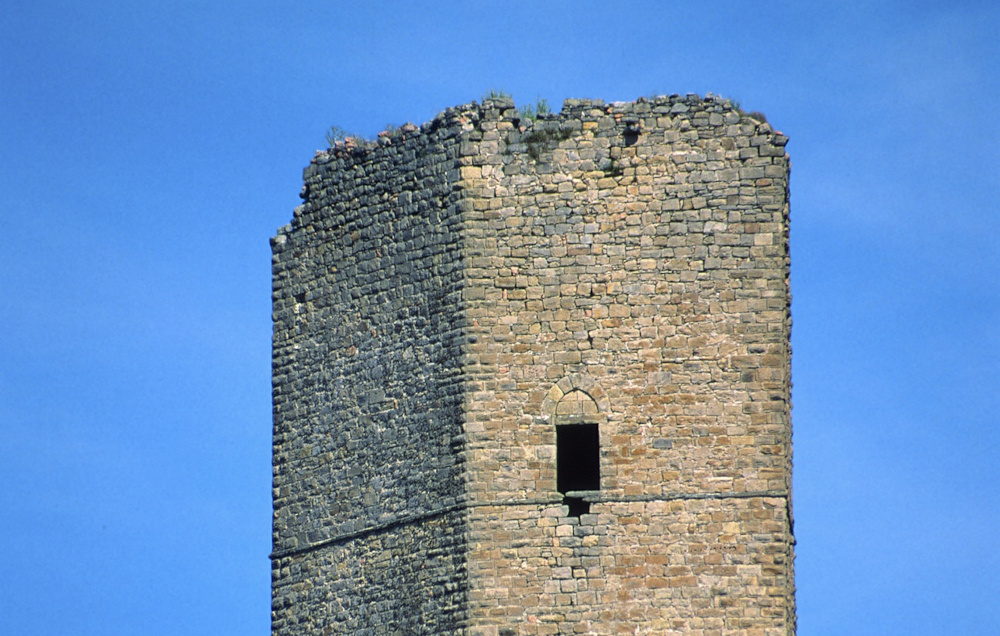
(554, 389), (601, 517)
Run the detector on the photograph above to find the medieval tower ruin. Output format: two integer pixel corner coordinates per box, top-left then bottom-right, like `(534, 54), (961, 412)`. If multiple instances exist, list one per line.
(270, 94), (794, 634)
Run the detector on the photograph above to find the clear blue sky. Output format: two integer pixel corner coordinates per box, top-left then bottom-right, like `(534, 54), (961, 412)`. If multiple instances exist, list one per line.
(2, 2), (997, 634)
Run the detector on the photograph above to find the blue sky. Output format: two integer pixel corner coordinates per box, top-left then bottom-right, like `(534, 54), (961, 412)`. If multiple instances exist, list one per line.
(2, 1), (997, 634)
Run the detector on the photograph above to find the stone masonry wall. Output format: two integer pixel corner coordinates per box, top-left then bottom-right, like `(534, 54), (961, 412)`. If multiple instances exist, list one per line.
(458, 96), (792, 634)
(270, 108), (479, 633)
(271, 94), (793, 635)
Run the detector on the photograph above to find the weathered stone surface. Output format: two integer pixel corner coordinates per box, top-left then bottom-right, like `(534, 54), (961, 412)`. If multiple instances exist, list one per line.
(271, 94), (794, 635)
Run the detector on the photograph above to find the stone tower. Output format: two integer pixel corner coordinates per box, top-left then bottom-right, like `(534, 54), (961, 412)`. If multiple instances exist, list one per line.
(270, 95), (794, 635)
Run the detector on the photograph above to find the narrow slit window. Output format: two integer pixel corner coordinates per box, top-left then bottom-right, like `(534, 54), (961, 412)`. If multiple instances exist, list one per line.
(552, 388), (602, 517)
(556, 423), (600, 494)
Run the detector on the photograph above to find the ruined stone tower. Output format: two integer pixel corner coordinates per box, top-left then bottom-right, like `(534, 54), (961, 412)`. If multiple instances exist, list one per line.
(270, 95), (794, 635)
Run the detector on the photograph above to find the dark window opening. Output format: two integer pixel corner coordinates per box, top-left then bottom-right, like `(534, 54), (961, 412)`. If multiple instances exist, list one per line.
(563, 496), (590, 517)
(557, 422), (600, 517)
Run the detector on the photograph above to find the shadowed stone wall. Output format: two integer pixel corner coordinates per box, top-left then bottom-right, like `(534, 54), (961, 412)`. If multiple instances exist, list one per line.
(270, 110), (473, 633)
(271, 94), (794, 635)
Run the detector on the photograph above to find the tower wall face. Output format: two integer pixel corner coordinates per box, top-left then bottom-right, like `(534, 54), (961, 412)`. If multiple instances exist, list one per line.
(270, 111), (476, 633)
(271, 95), (793, 635)
(460, 98), (793, 635)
